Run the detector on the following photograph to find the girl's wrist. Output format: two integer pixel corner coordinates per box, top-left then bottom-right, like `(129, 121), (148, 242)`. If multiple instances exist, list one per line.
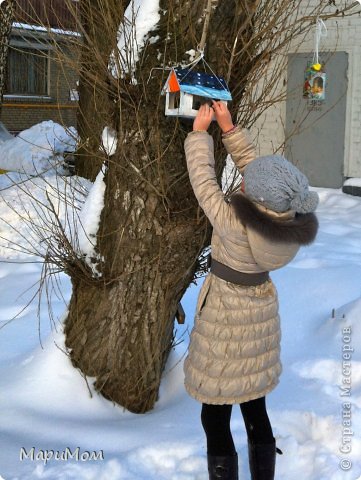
(222, 124), (236, 134)
(189, 129), (208, 136)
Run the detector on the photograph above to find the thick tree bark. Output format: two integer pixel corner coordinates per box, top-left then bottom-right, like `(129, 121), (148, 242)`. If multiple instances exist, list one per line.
(65, 0), (261, 413)
(0, 0), (15, 113)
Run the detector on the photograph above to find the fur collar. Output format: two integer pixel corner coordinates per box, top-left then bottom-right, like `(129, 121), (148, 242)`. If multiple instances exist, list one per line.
(230, 193), (318, 245)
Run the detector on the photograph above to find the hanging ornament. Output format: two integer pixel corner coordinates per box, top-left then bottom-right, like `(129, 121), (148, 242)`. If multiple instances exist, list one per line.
(303, 18), (327, 102)
(162, 51), (232, 118)
(161, 0), (232, 118)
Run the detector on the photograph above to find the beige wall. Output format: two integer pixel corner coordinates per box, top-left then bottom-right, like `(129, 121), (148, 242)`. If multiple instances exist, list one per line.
(251, 2), (361, 178)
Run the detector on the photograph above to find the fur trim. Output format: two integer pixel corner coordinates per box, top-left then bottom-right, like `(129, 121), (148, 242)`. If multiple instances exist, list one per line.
(231, 193), (318, 245)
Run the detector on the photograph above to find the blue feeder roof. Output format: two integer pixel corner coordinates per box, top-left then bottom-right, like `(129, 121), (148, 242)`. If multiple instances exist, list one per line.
(174, 68), (232, 101)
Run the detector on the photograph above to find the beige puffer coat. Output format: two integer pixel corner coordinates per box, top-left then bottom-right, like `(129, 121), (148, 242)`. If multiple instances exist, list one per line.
(183, 127), (318, 405)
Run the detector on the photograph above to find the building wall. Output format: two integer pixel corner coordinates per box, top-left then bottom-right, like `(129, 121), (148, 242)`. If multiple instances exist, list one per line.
(1, 29), (78, 134)
(14, 0), (78, 30)
(252, 2), (361, 179)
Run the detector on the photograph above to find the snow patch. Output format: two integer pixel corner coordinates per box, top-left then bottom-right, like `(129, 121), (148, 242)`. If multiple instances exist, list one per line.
(13, 22), (81, 37)
(185, 49), (197, 62)
(77, 168), (106, 275)
(344, 177), (361, 187)
(114, 0), (160, 78)
(101, 127), (118, 157)
(222, 154), (242, 193)
(0, 121), (77, 175)
(1, 161), (361, 478)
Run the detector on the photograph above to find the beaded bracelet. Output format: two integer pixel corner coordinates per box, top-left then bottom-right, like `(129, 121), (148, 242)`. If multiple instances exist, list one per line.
(222, 125), (237, 137)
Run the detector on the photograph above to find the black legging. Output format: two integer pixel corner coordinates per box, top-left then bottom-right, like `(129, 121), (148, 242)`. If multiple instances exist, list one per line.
(201, 396), (274, 456)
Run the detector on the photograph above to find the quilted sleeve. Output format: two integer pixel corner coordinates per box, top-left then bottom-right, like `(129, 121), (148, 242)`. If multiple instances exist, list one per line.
(222, 126), (257, 174)
(184, 131), (233, 234)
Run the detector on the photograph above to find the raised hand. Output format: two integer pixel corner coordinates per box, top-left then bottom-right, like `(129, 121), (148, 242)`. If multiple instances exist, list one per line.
(212, 101), (234, 133)
(193, 104), (214, 132)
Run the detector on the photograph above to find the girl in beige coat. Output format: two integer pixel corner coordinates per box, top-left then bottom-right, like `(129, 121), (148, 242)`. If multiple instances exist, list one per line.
(183, 102), (318, 480)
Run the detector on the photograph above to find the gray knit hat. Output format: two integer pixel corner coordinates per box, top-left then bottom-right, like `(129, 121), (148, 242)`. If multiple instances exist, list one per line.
(243, 155), (319, 214)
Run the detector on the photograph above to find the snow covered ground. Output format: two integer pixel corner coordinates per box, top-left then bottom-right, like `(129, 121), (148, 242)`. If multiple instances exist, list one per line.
(0, 122), (77, 175)
(0, 165), (361, 479)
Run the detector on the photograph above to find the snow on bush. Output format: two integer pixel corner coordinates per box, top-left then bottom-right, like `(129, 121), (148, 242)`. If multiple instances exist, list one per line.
(0, 121), (77, 175)
(0, 121), (109, 277)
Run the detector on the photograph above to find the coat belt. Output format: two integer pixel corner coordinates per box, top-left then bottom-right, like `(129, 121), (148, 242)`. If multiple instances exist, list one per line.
(210, 257), (269, 286)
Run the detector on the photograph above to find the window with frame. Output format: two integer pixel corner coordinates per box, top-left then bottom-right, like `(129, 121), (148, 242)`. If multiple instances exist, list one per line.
(5, 47), (49, 96)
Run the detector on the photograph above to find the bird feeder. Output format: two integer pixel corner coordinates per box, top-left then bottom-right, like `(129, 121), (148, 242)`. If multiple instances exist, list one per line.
(303, 18), (327, 103)
(303, 62), (326, 101)
(162, 67), (232, 118)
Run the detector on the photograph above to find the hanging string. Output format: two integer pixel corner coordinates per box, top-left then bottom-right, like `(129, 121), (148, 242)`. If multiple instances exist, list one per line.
(313, 17), (327, 66)
(197, 0), (212, 59)
(180, 0), (211, 69)
(201, 56), (232, 93)
(182, 49), (205, 70)
(176, 49), (205, 85)
(177, 50), (231, 94)
(178, 0), (231, 94)
(161, 0), (231, 95)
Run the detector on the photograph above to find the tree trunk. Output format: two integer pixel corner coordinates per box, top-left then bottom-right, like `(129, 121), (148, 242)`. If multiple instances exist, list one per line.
(0, 0), (15, 113)
(65, 0), (261, 413)
(65, 213), (203, 413)
(65, 116), (212, 413)
(75, 0), (132, 181)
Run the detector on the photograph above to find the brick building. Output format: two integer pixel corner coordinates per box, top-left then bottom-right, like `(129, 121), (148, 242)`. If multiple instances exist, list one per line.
(252, 1), (361, 189)
(1, 0), (79, 134)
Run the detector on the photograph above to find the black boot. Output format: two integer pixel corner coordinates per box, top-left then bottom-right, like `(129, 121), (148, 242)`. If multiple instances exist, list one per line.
(248, 437), (283, 480)
(207, 453), (239, 480)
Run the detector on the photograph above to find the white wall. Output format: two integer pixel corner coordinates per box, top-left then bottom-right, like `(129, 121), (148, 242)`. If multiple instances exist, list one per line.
(252, 2), (361, 178)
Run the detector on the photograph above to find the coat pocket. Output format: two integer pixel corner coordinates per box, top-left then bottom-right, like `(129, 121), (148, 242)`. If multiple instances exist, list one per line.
(195, 274), (212, 316)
